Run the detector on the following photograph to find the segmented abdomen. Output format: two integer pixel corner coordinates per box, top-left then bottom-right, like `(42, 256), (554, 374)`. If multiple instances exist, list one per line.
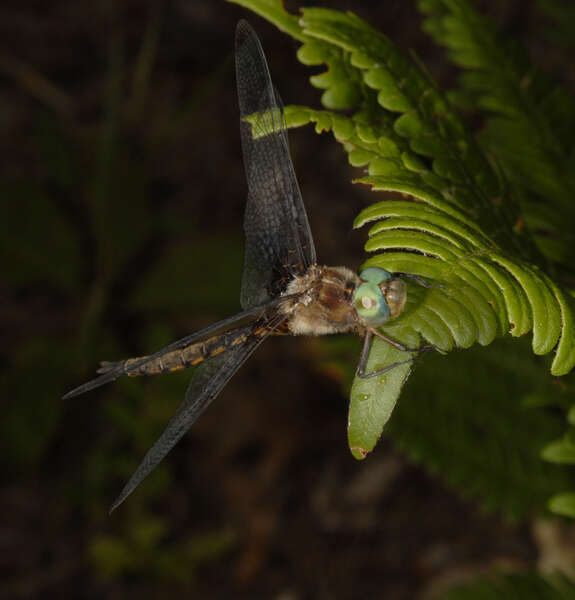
(98, 329), (251, 377)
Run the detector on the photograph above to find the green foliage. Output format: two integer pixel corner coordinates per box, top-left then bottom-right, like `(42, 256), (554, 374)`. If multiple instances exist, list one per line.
(393, 338), (573, 522)
(416, 0), (575, 521)
(231, 0), (575, 528)
(321, 334), (573, 523)
(420, 0), (575, 274)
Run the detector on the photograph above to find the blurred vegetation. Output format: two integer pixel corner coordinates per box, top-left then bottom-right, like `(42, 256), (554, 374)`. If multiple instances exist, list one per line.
(435, 571), (575, 599)
(1, 2), (247, 594)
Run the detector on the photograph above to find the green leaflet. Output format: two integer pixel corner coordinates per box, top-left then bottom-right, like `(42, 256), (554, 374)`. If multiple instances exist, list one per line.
(348, 335), (414, 459)
(542, 436), (575, 464)
(548, 493), (575, 519)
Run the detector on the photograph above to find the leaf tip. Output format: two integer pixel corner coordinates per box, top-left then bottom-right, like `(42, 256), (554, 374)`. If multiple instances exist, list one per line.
(350, 445), (370, 460)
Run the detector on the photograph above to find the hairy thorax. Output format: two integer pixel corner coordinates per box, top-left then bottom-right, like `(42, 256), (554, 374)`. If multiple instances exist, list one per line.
(281, 265), (361, 336)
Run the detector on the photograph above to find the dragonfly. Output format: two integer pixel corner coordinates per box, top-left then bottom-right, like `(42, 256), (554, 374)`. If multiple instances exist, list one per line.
(64, 20), (427, 512)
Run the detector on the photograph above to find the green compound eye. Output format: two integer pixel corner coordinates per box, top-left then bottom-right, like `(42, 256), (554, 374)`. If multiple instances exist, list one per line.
(354, 281), (391, 327)
(359, 267), (392, 285)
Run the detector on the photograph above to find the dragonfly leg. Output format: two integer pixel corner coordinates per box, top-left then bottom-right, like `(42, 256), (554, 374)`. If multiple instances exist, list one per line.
(357, 358), (416, 379)
(370, 328), (435, 353)
(356, 330), (373, 377)
(356, 331), (417, 379)
(391, 272), (434, 288)
(391, 271), (433, 288)
(356, 328), (436, 379)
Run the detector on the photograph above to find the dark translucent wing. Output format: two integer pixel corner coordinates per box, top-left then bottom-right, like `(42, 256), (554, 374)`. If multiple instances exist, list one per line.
(109, 317), (284, 512)
(63, 290), (306, 400)
(62, 303), (272, 400)
(235, 20), (316, 310)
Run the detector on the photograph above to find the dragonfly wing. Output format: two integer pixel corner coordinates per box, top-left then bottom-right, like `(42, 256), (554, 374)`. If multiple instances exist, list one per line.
(109, 319), (282, 512)
(235, 20), (316, 310)
(62, 302), (278, 400)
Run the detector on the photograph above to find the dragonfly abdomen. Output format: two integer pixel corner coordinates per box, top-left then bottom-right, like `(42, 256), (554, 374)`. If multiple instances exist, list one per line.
(98, 329), (251, 378)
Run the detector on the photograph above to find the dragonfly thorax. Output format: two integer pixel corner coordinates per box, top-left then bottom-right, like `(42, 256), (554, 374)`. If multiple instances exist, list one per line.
(282, 265), (361, 336)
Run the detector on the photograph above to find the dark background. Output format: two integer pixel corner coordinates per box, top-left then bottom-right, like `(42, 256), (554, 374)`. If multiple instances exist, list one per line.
(1, 1), (571, 598)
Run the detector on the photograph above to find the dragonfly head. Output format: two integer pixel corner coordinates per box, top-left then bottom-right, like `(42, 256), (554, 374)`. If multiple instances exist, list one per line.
(354, 267), (406, 327)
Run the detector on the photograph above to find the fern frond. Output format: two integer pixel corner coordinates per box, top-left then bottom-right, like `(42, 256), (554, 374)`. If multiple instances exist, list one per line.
(419, 0), (575, 274)
(285, 101), (575, 378)
(291, 11), (574, 362)
(297, 8), (522, 244)
(231, 1), (575, 465)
